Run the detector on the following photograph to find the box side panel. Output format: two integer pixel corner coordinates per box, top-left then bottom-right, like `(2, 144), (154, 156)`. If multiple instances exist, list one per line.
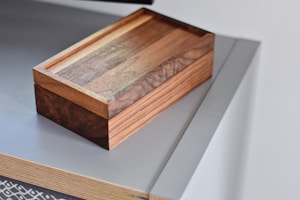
(34, 84), (109, 150)
(108, 49), (214, 149)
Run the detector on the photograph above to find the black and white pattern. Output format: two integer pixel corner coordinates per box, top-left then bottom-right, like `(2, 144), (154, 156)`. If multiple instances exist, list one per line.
(0, 176), (81, 200)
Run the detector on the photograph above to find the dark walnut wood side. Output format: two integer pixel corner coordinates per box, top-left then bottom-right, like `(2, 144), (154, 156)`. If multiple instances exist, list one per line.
(33, 8), (215, 150)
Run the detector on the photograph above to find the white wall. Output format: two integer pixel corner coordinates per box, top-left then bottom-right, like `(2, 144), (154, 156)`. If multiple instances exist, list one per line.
(38, 0), (300, 199)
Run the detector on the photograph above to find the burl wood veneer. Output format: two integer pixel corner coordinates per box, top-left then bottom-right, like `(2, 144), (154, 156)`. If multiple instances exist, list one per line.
(33, 8), (215, 150)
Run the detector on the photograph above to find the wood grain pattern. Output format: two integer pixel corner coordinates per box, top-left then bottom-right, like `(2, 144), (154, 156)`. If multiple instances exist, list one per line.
(55, 16), (175, 85)
(108, 50), (214, 149)
(41, 8), (150, 71)
(107, 33), (214, 117)
(48, 13), (153, 74)
(33, 67), (109, 118)
(33, 8), (215, 150)
(35, 84), (109, 149)
(149, 195), (168, 200)
(0, 153), (148, 200)
(84, 28), (210, 103)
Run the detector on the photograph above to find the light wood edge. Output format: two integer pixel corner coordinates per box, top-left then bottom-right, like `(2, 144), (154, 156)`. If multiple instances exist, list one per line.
(33, 67), (109, 119)
(42, 7), (213, 74)
(108, 49), (214, 150)
(34, 8), (148, 71)
(49, 14), (153, 73)
(0, 153), (148, 200)
(142, 8), (212, 36)
(149, 194), (168, 200)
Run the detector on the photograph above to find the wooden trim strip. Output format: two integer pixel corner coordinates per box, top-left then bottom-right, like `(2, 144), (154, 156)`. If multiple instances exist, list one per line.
(33, 68), (109, 119)
(0, 153), (148, 200)
(143, 8), (211, 36)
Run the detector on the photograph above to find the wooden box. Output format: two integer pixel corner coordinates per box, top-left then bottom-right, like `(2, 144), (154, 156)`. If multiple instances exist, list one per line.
(33, 8), (215, 150)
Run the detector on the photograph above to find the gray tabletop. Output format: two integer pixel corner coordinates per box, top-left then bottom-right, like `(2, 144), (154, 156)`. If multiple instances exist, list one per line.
(0, 0), (259, 199)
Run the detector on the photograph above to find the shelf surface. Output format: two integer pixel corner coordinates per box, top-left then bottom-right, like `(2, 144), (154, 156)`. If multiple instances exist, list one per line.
(0, 0), (259, 199)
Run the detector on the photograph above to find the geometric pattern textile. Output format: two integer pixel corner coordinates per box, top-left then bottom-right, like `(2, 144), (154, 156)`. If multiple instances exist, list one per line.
(0, 176), (82, 200)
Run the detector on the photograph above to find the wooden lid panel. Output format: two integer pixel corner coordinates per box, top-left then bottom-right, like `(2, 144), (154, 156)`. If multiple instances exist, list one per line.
(34, 8), (214, 120)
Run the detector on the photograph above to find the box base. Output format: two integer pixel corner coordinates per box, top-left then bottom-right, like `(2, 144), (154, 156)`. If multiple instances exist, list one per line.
(34, 84), (109, 149)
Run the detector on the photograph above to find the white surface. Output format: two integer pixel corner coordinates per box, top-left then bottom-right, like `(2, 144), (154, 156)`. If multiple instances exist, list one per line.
(37, 0), (300, 200)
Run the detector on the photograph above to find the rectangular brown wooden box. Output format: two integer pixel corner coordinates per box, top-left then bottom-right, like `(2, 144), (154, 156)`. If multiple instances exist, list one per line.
(33, 8), (215, 150)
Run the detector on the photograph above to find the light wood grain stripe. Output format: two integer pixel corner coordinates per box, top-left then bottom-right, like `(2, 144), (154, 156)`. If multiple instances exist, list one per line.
(85, 28), (209, 103)
(40, 9), (151, 72)
(48, 13), (153, 73)
(0, 153), (148, 200)
(54, 16), (175, 86)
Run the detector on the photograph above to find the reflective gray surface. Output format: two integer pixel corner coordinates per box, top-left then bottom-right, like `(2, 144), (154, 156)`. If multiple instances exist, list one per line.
(0, 0), (259, 197)
(150, 39), (260, 199)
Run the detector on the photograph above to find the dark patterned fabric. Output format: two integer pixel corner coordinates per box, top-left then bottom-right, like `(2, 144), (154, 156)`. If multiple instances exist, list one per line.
(0, 176), (82, 200)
